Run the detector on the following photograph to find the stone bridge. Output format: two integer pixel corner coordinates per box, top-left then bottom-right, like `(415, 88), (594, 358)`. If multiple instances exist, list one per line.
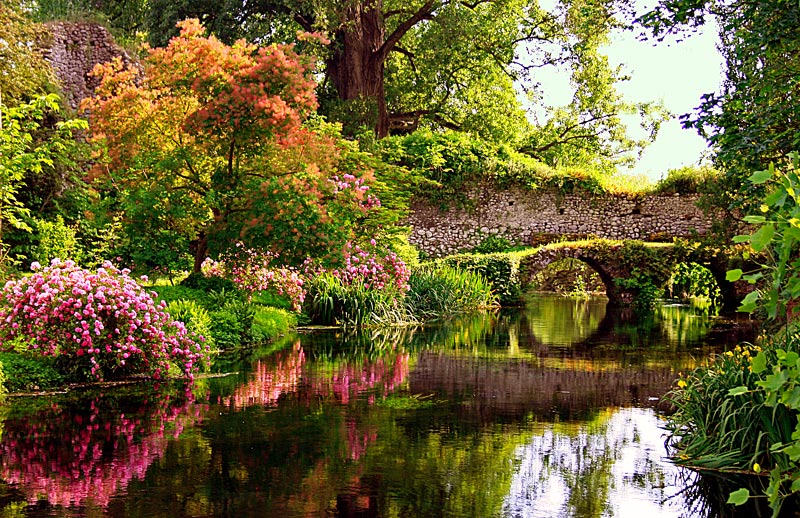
(445, 240), (750, 309)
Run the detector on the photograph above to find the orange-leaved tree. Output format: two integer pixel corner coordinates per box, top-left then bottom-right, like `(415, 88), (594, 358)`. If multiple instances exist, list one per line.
(84, 19), (385, 271)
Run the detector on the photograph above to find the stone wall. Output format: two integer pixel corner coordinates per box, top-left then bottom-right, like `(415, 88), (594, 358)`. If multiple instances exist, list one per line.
(408, 183), (716, 257)
(40, 22), (138, 110)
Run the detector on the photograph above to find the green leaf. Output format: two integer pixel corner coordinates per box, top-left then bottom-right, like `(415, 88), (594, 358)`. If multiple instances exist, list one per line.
(743, 272), (763, 284)
(758, 370), (789, 392)
(738, 290), (761, 313)
(728, 386), (749, 396)
(784, 443), (800, 462)
(743, 215), (767, 224)
(751, 351), (767, 374)
(749, 170), (773, 184)
(765, 189), (788, 207)
(750, 224), (776, 252)
(732, 234), (752, 243)
(726, 269), (743, 281)
(727, 488), (750, 506)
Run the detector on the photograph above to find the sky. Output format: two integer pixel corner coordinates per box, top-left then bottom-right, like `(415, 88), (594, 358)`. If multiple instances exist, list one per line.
(604, 19), (724, 180)
(530, 2), (725, 181)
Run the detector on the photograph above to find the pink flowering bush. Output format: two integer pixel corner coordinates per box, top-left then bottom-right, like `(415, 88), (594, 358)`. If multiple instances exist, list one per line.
(201, 243), (306, 312)
(309, 241), (411, 293)
(0, 259), (208, 381)
(302, 241), (412, 326)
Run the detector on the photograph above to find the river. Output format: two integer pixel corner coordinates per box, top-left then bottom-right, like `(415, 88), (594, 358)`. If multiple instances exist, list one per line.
(0, 295), (761, 517)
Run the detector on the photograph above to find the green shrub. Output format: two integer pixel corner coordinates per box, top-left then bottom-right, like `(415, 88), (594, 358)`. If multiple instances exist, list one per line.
(32, 216), (80, 264)
(406, 265), (497, 318)
(209, 308), (248, 350)
(472, 234), (515, 254)
(303, 273), (410, 327)
(250, 307), (297, 342)
(654, 165), (720, 194)
(439, 252), (523, 305)
(0, 352), (63, 393)
(154, 285), (208, 305)
(166, 299), (213, 349)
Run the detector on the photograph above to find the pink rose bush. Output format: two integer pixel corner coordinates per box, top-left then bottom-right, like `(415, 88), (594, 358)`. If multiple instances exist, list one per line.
(0, 259), (207, 381)
(305, 241), (411, 293)
(201, 243), (306, 312)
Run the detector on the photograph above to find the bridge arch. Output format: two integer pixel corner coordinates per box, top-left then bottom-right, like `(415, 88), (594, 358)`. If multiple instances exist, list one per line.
(519, 245), (647, 306)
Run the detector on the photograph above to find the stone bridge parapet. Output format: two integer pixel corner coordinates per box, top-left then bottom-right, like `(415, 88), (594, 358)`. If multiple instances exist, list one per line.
(408, 183), (718, 258)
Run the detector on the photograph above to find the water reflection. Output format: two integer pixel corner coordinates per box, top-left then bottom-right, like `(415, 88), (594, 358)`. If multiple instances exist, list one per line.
(503, 408), (693, 518)
(0, 385), (204, 510)
(0, 297), (760, 517)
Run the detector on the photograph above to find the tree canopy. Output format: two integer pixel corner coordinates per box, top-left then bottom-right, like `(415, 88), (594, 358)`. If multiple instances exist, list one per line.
(83, 19), (401, 271)
(0, 3), (54, 104)
(84, 0), (662, 171)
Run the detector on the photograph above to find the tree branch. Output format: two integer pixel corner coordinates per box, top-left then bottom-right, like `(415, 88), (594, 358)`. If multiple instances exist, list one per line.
(377, 0), (437, 65)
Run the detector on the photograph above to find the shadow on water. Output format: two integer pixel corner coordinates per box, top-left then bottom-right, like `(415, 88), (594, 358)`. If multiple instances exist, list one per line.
(0, 295), (771, 518)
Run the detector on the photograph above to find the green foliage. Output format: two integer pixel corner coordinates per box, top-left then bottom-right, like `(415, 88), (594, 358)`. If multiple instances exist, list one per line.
(667, 262), (722, 307)
(166, 299), (213, 348)
(0, 95), (87, 270)
(250, 306), (297, 342)
(30, 216), (79, 264)
(303, 273), (410, 327)
(654, 164), (720, 195)
(377, 129), (663, 205)
(664, 344), (793, 475)
(472, 234), (515, 255)
(180, 272), (237, 293)
(0, 352), (64, 393)
(406, 265), (497, 319)
(668, 157), (800, 514)
(438, 252), (523, 306)
(0, 4), (55, 104)
(727, 157), (800, 319)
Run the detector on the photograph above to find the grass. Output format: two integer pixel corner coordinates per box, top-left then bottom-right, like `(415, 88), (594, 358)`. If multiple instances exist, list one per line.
(406, 264), (497, 319)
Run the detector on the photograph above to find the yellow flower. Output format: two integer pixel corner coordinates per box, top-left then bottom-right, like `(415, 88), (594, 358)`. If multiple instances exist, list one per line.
(753, 463), (762, 473)
(725, 350), (734, 357)
(677, 380), (688, 389)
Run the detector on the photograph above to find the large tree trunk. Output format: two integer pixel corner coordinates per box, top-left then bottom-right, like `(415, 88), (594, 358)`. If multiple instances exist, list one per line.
(326, 1), (389, 137)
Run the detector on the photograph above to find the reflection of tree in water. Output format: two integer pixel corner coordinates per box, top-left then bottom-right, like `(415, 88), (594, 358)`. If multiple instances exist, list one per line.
(0, 385), (205, 510)
(503, 408), (700, 518)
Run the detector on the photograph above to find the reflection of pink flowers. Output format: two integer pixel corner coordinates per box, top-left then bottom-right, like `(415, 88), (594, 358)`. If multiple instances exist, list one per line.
(220, 341), (305, 408)
(345, 419), (378, 461)
(220, 346), (410, 409)
(0, 389), (206, 508)
(313, 353), (410, 404)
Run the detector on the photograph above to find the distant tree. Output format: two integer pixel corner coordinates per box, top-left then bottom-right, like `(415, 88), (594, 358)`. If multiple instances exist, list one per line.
(84, 20), (395, 271)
